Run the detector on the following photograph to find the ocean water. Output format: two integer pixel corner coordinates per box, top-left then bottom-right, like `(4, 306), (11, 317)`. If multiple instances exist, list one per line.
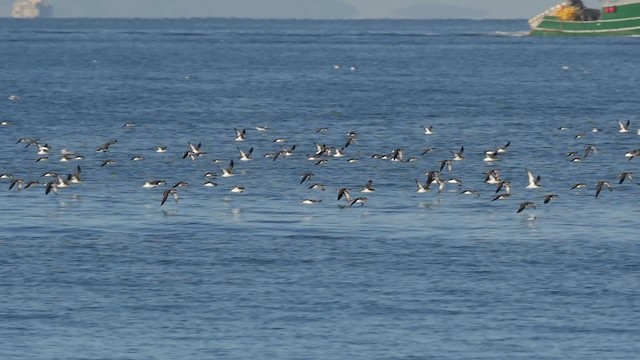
(0, 18), (638, 359)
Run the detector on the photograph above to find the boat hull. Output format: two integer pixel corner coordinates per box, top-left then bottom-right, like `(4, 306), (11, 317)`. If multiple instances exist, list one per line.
(531, 17), (640, 36)
(530, 1), (640, 36)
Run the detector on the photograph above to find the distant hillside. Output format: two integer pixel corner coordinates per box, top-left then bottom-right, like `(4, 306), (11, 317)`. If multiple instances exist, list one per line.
(392, 3), (489, 19)
(48, 0), (359, 18)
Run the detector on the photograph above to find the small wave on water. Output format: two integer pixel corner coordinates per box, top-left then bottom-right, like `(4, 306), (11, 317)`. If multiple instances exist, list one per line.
(492, 30), (530, 37)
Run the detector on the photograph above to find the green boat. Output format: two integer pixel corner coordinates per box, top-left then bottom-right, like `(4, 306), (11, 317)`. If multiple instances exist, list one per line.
(529, 0), (640, 35)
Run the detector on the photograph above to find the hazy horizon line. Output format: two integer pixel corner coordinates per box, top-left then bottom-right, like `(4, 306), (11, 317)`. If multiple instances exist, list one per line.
(2, 16), (529, 20)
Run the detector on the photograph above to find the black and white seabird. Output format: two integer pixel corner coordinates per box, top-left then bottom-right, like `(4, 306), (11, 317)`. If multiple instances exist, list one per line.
(9, 178), (23, 191)
(625, 149), (640, 161)
(143, 180), (166, 188)
(45, 181), (58, 195)
(525, 169), (541, 189)
(301, 199), (322, 205)
(95, 140), (117, 153)
(495, 180), (511, 194)
(360, 179), (375, 192)
(238, 147), (253, 161)
(308, 183), (326, 191)
(583, 144), (598, 159)
(234, 128), (247, 141)
(483, 150), (498, 162)
(425, 170), (443, 188)
(37, 143), (51, 154)
(220, 160), (235, 177)
(300, 172), (314, 184)
(421, 147), (436, 156)
(333, 147), (346, 158)
(60, 153), (85, 162)
(183, 150), (207, 160)
(415, 179), (430, 193)
(67, 165), (82, 184)
(349, 197), (368, 207)
(344, 136), (357, 149)
(595, 181), (612, 198)
(618, 120), (631, 133)
(16, 137), (39, 147)
(161, 188), (179, 206)
(45, 176), (69, 195)
(312, 143), (330, 156)
(24, 181), (41, 189)
(281, 145), (296, 157)
(273, 145), (296, 161)
(188, 141), (203, 154)
(496, 141), (510, 154)
(337, 188), (352, 202)
(172, 181), (189, 188)
(484, 169), (502, 185)
(230, 185), (246, 193)
(492, 193), (511, 201)
(451, 146), (464, 161)
(618, 171), (633, 184)
(390, 148), (404, 162)
(439, 159), (453, 173)
(516, 201), (536, 213)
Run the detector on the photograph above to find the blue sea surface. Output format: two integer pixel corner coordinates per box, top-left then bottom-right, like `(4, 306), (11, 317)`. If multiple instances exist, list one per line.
(0, 19), (638, 359)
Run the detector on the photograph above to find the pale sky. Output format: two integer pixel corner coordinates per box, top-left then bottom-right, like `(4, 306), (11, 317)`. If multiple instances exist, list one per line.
(345, 1), (597, 19)
(0, 1), (600, 19)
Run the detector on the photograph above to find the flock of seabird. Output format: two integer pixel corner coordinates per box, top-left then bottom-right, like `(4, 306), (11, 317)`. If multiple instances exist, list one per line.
(2, 94), (639, 215)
